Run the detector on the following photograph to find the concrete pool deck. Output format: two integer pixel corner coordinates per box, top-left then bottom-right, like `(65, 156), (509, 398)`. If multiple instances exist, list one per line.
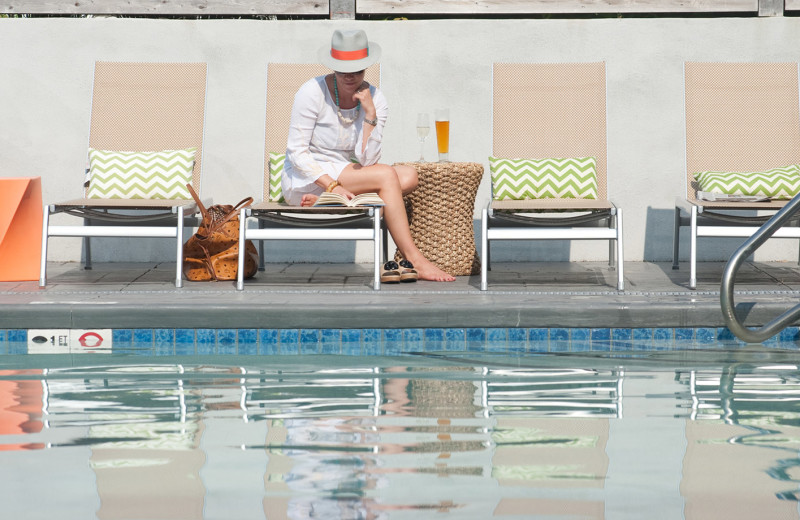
(1, 261), (799, 331)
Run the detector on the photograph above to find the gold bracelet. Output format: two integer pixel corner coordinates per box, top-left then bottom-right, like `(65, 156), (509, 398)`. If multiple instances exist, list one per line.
(326, 180), (340, 193)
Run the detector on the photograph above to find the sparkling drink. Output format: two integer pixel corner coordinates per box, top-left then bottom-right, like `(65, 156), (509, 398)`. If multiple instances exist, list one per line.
(416, 113), (430, 162)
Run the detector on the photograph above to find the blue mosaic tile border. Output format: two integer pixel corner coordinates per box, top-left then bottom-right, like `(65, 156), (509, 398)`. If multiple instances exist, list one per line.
(1, 327), (799, 356)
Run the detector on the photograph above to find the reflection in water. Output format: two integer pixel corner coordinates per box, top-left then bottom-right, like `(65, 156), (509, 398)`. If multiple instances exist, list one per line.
(0, 356), (797, 519)
(0, 372), (45, 450)
(678, 364), (800, 519)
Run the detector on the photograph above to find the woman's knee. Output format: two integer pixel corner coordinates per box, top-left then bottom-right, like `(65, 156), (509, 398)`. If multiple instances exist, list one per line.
(341, 163), (397, 192)
(371, 164), (406, 190)
(395, 165), (418, 193)
(370, 164), (416, 193)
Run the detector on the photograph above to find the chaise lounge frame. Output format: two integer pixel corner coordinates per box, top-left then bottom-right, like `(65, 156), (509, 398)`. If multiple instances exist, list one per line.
(672, 62), (800, 289)
(481, 62), (624, 291)
(39, 61), (207, 288)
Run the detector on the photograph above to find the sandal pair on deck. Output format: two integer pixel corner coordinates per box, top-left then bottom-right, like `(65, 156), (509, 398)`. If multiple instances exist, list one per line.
(380, 260), (418, 283)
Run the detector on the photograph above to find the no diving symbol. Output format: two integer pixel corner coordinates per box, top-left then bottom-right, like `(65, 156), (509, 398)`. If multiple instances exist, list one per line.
(78, 332), (104, 348)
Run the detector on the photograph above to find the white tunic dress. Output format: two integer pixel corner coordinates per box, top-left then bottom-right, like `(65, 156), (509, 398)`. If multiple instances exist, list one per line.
(282, 75), (388, 205)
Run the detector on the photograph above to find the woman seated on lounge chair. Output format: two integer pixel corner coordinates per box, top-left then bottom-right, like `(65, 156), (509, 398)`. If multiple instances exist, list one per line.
(281, 29), (455, 283)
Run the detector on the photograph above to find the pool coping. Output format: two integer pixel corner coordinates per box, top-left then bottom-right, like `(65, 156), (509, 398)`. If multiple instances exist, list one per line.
(2, 261), (799, 331)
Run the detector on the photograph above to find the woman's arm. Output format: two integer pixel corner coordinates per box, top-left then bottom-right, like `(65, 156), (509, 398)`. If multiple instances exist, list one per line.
(354, 87), (388, 165)
(285, 80), (326, 182)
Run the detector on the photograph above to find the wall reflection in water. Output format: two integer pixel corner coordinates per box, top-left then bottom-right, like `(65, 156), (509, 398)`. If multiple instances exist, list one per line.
(0, 358), (797, 519)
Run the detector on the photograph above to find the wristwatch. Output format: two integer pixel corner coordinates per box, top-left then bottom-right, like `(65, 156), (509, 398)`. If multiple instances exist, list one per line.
(364, 117), (378, 126)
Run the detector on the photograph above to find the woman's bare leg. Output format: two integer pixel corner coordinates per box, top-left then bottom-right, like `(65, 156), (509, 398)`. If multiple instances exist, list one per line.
(302, 165), (414, 207)
(395, 164), (418, 195)
(339, 163), (455, 282)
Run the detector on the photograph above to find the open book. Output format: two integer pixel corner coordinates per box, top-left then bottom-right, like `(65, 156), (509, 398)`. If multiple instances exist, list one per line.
(313, 192), (385, 207)
(697, 191), (771, 203)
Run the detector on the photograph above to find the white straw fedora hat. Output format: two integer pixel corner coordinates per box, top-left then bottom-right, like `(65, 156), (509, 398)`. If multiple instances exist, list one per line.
(318, 29), (381, 73)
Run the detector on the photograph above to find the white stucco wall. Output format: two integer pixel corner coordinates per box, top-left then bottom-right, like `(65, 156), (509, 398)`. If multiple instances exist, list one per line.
(2, 17), (800, 263)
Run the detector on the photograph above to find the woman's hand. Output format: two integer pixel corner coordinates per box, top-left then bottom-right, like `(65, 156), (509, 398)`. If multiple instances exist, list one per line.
(318, 176), (354, 200)
(353, 83), (376, 122)
(332, 184), (355, 200)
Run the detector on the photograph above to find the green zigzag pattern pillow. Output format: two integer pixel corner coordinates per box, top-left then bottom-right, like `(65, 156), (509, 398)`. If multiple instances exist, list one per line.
(694, 164), (800, 199)
(490, 156), (599, 200)
(87, 148), (195, 199)
(269, 152), (285, 203)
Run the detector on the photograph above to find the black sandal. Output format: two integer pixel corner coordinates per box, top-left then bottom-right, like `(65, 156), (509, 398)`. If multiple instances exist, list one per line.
(398, 259), (418, 283)
(381, 261), (401, 283)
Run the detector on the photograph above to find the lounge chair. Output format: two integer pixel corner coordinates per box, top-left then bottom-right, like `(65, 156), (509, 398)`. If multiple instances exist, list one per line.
(39, 61), (207, 288)
(235, 63), (385, 290)
(481, 62), (624, 291)
(673, 62), (800, 289)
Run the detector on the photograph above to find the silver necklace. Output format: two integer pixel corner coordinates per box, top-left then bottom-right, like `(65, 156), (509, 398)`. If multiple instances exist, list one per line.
(333, 75), (360, 125)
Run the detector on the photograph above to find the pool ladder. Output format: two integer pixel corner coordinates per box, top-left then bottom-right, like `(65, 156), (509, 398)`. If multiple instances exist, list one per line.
(721, 192), (800, 343)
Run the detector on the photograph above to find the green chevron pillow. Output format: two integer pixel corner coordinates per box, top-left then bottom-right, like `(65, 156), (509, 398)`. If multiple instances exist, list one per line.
(87, 148), (195, 199)
(694, 164), (800, 199)
(268, 152), (285, 202)
(489, 156), (599, 200)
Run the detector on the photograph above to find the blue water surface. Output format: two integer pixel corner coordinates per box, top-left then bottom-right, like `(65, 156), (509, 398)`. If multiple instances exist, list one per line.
(0, 348), (799, 519)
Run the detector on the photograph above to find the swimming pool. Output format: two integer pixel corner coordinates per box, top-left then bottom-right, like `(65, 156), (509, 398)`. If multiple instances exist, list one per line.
(0, 349), (798, 519)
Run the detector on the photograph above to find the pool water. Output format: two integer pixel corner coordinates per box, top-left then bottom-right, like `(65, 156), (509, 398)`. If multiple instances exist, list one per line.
(0, 350), (799, 519)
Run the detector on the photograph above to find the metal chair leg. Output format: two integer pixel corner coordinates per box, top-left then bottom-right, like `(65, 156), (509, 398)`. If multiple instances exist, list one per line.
(480, 208), (489, 291)
(39, 205), (50, 287)
(83, 218), (93, 270)
(672, 207), (681, 270)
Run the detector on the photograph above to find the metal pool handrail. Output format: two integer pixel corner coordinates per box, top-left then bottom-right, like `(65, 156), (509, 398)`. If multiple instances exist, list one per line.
(721, 192), (800, 343)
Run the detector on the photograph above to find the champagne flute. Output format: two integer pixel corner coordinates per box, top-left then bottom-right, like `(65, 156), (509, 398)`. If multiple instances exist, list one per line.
(416, 113), (430, 162)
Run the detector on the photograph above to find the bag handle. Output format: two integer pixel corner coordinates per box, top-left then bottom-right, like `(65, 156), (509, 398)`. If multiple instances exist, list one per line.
(208, 197), (253, 235)
(186, 183), (207, 217)
(186, 183), (252, 223)
(189, 188), (254, 239)
(231, 196), (254, 214)
(206, 197), (254, 233)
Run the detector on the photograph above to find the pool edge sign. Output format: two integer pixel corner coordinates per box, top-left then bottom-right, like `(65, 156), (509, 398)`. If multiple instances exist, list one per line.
(27, 329), (113, 354)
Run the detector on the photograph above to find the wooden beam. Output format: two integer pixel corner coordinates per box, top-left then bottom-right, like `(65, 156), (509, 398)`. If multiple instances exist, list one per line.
(758, 0), (783, 15)
(0, 0), (771, 16)
(1, 0), (328, 16)
(330, 0), (355, 18)
(356, 0), (759, 15)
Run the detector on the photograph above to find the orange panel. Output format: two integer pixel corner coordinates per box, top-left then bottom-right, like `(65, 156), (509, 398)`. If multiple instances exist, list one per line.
(0, 177), (42, 281)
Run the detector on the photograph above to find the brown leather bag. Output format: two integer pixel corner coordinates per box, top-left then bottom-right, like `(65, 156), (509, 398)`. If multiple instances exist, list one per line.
(183, 184), (259, 281)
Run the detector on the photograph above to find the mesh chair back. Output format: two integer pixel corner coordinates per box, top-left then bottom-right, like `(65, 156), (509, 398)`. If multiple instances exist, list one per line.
(88, 62), (207, 192)
(684, 62), (800, 202)
(263, 63), (380, 200)
(492, 62), (608, 200)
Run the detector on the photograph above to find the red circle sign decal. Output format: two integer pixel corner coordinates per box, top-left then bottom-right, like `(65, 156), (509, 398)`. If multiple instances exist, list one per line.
(78, 332), (103, 348)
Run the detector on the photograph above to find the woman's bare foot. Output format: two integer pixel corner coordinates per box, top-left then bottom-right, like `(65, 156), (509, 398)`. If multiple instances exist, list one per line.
(411, 258), (455, 282)
(300, 193), (319, 207)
